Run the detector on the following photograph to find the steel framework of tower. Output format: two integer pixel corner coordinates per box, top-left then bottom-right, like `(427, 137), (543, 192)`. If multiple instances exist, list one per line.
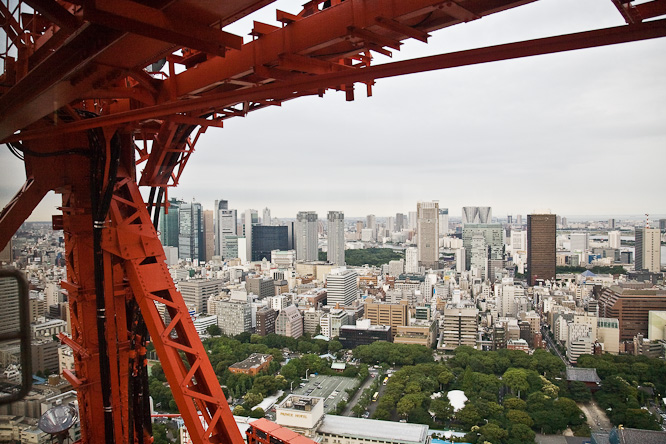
(0, 1), (665, 443)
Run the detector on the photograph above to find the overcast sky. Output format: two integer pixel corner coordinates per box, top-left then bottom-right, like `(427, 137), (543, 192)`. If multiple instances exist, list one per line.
(2, 0), (665, 222)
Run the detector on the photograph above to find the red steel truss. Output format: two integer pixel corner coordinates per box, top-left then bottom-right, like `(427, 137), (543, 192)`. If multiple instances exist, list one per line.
(1, 1), (665, 444)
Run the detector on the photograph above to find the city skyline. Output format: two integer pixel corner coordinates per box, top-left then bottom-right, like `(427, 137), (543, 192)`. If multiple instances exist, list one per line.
(1, 0), (665, 221)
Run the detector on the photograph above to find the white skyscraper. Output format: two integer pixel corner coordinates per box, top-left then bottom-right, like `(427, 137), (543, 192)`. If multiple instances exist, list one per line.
(327, 211), (345, 266)
(405, 247), (419, 273)
(326, 268), (358, 307)
(570, 232), (589, 252)
(608, 230), (621, 249)
(408, 211), (417, 231)
(417, 201), (439, 269)
(243, 209), (258, 260)
(216, 200), (237, 258)
(462, 206), (492, 225)
(262, 207), (271, 226)
(295, 211), (318, 261)
(635, 227), (660, 272)
(510, 230), (527, 254)
(438, 208), (449, 236)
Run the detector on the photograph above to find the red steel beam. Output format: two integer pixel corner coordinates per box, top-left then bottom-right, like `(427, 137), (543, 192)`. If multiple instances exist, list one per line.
(6, 17), (666, 143)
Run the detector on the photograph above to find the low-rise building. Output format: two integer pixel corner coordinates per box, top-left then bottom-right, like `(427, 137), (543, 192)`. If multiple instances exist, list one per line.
(229, 353), (273, 376)
(394, 319), (437, 348)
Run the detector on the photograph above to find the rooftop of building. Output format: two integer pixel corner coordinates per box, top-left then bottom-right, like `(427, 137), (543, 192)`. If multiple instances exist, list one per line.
(278, 395), (323, 411)
(565, 367), (601, 384)
(340, 324), (390, 332)
(248, 418), (315, 444)
(229, 353), (272, 370)
(613, 427), (666, 444)
(317, 415), (428, 444)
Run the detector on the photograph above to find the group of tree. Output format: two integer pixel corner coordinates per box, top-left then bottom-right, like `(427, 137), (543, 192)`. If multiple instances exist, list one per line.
(577, 353), (665, 430)
(353, 341), (434, 366)
(318, 248), (403, 267)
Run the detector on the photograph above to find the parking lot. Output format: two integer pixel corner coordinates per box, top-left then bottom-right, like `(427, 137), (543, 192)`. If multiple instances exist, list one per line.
(291, 374), (358, 414)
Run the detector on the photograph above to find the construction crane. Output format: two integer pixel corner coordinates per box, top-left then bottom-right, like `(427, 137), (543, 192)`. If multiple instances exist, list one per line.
(1, 1), (665, 443)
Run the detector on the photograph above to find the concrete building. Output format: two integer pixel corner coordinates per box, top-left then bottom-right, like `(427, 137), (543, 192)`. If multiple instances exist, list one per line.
(207, 296), (251, 336)
(178, 279), (224, 313)
(527, 213), (556, 286)
(276, 305), (303, 338)
(364, 299), (408, 340)
(263, 207), (271, 226)
(462, 223), (504, 272)
(647, 311), (666, 341)
(635, 227), (661, 272)
(0, 276), (20, 337)
(462, 206), (492, 224)
(30, 340), (59, 374)
(243, 209), (259, 262)
(394, 319), (437, 348)
(570, 232), (589, 252)
(317, 415), (430, 444)
(327, 211), (345, 266)
(229, 353), (273, 376)
(405, 247), (419, 274)
(247, 277), (276, 300)
(303, 309), (323, 335)
(417, 201), (439, 269)
(31, 319), (66, 339)
(256, 307), (277, 336)
(440, 307), (478, 351)
(598, 285), (666, 340)
(320, 309), (349, 338)
(339, 322), (392, 349)
(326, 268), (358, 307)
(203, 209), (215, 262)
(216, 201), (237, 259)
(608, 230), (621, 249)
(295, 211), (318, 261)
(272, 250), (297, 268)
(192, 314), (218, 335)
(597, 317), (620, 354)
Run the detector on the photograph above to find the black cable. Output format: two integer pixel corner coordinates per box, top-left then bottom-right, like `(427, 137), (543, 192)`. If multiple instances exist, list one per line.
(152, 187), (164, 230)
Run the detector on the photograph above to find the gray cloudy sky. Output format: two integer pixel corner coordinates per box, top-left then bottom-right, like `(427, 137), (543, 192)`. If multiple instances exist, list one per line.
(2, 0), (665, 221)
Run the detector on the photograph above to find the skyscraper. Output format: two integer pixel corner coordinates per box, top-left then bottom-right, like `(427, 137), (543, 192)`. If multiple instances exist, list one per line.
(243, 209), (259, 261)
(417, 201), (439, 269)
(326, 268), (358, 307)
(327, 211), (345, 266)
(295, 211), (318, 261)
(438, 208), (449, 236)
(159, 198), (182, 249)
(262, 207), (271, 226)
(216, 201), (237, 259)
(178, 201), (204, 261)
(251, 226), (288, 261)
(462, 206), (492, 225)
(527, 213), (556, 286)
(608, 230), (621, 249)
(395, 213), (405, 232)
(203, 210), (214, 262)
(570, 232), (589, 252)
(635, 227), (660, 272)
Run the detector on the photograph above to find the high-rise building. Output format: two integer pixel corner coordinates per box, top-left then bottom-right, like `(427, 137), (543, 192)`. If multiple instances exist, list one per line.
(608, 218), (616, 229)
(251, 226), (288, 262)
(256, 307), (277, 336)
(395, 213), (405, 232)
(408, 211), (417, 231)
(0, 276), (20, 336)
(327, 211), (345, 266)
(417, 201), (439, 269)
(527, 213), (556, 286)
(608, 231), (621, 249)
(364, 299), (408, 340)
(354, 221), (364, 240)
(203, 210), (214, 262)
(159, 198), (182, 249)
(440, 307), (479, 351)
(510, 230), (527, 253)
(178, 279), (224, 313)
(438, 208), (449, 236)
(570, 232), (589, 252)
(635, 227), (661, 272)
(405, 247), (419, 273)
(462, 223), (504, 271)
(326, 268), (358, 307)
(243, 209), (259, 261)
(275, 305), (303, 338)
(660, 219), (666, 231)
(215, 200), (238, 258)
(295, 211), (318, 261)
(462, 206), (492, 225)
(207, 296), (252, 336)
(598, 285), (666, 340)
(262, 207), (271, 226)
(178, 201), (204, 261)
(366, 214), (376, 231)
(516, 214), (523, 225)
(246, 277), (276, 299)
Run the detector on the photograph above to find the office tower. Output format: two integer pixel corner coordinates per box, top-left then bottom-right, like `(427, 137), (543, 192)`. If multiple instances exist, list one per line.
(608, 218), (616, 229)
(262, 207), (271, 226)
(405, 247), (419, 273)
(527, 213), (556, 286)
(660, 219), (666, 231)
(275, 305), (303, 338)
(599, 285), (666, 341)
(570, 232), (589, 252)
(516, 214), (523, 225)
(0, 276), (20, 336)
(178, 201), (204, 261)
(207, 297), (251, 336)
(243, 209), (259, 261)
(507, 215), (513, 224)
(178, 279), (224, 313)
(203, 210), (214, 262)
(366, 214), (376, 230)
(327, 211), (345, 266)
(251, 226), (288, 262)
(510, 230), (527, 252)
(355, 221), (364, 240)
(326, 268), (358, 307)
(438, 208), (449, 236)
(417, 201), (439, 269)
(470, 233), (488, 278)
(560, 216), (567, 228)
(462, 206), (492, 225)
(159, 197), (182, 248)
(256, 307), (277, 336)
(387, 216), (395, 234)
(635, 227), (661, 272)
(215, 200), (237, 257)
(364, 299), (408, 340)
(408, 211), (417, 231)
(395, 213), (405, 232)
(462, 223), (504, 270)
(294, 211), (318, 261)
(246, 277), (276, 299)
(608, 230), (621, 249)
(441, 307), (479, 350)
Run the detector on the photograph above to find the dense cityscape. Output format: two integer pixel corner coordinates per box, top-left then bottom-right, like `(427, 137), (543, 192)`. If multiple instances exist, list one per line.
(1, 203), (665, 444)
